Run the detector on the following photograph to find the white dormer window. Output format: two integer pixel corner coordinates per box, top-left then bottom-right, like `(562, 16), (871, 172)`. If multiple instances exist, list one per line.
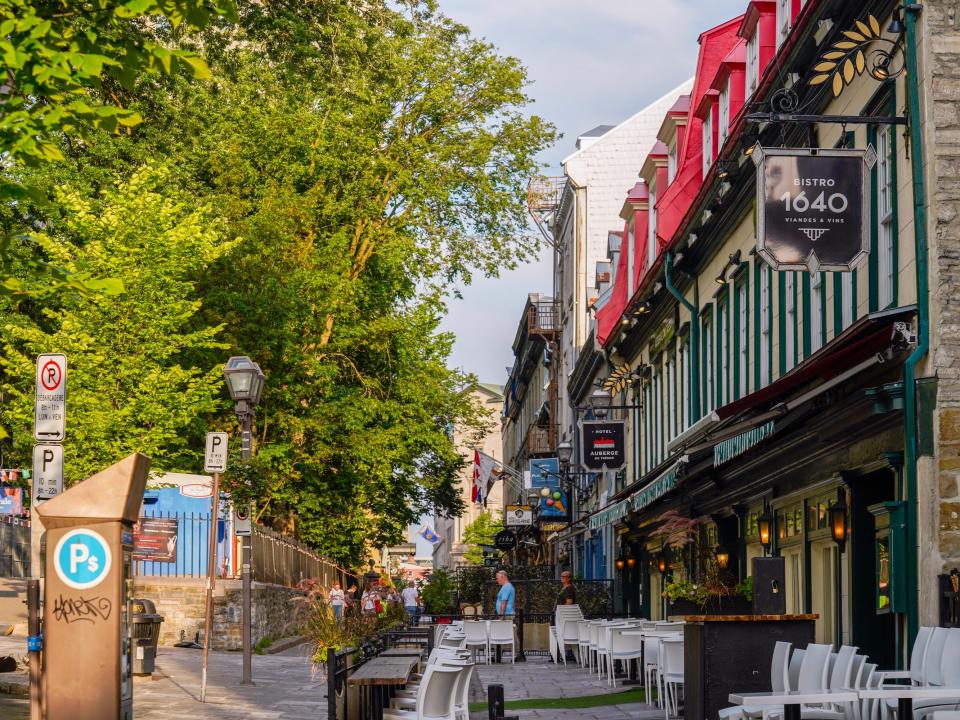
(718, 79), (730, 147)
(667, 138), (678, 184)
(702, 109), (713, 176)
(746, 28), (759, 94)
(777, 0), (791, 48)
(647, 181), (657, 267)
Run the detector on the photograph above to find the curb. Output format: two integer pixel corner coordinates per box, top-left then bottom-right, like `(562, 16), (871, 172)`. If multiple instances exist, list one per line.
(262, 635), (310, 655)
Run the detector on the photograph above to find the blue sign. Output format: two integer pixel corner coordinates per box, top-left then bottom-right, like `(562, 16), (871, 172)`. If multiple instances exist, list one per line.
(529, 458), (569, 520)
(54, 529), (112, 590)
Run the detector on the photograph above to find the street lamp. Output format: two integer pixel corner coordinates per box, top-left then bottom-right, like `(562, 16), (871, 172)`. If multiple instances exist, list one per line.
(557, 441), (573, 466)
(590, 389), (612, 420)
(829, 490), (848, 553)
(758, 505), (773, 555)
(222, 355), (265, 686)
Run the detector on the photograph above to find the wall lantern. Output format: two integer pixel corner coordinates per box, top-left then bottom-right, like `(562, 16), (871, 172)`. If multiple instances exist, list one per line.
(830, 489), (849, 552)
(615, 557), (625, 571)
(657, 554), (668, 575)
(626, 557), (636, 569)
(715, 548), (730, 570)
(557, 441), (573, 465)
(590, 389), (613, 420)
(758, 506), (773, 553)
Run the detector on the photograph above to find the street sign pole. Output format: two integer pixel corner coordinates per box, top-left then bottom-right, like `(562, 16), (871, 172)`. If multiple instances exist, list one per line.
(201, 431), (227, 701)
(200, 471), (221, 703)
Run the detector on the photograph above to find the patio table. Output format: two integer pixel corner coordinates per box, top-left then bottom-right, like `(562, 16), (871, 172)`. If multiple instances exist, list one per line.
(729, 689), (859, 720)
(348, 656), (418, 720)
(859, 685), (960, 720)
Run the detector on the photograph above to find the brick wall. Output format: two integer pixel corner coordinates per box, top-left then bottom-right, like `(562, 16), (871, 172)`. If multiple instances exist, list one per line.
(132, 577), (303, 650)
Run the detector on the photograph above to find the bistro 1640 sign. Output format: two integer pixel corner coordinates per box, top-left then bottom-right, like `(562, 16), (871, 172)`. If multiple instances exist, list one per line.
(754, 146), (874, 274)
(581, 421), (626, 471)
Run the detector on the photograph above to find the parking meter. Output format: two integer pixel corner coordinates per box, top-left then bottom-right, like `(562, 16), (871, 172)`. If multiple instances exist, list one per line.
(37, 453), (151, 720)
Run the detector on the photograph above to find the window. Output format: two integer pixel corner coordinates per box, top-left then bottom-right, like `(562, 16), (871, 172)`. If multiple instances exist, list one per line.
(702, 109), (713, 176)
(718, 297), (729, 406)
(810, 273), (824, 353)
(666, 355), (675, 441)
(777, 0), (792, 47)
(719, 79), (730, 147)
(785, 272), (796, 373)
(737, 278), (749, 398)
(679, 336), (690, 431)
(668, 139), (678, 184)
(648, 181), (658, 268)
(702, 311), (714, 416)
(746, 29), (760, 94)
(877, 125), (895, 308)
(654, 366), (663, 465)
(644, 380), (652, 473)
(760, 267), (771, 387)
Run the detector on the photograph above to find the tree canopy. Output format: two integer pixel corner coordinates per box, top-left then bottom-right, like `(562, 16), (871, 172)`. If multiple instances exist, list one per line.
(0, 0), (554, 566)
(462, 511), (504, 566)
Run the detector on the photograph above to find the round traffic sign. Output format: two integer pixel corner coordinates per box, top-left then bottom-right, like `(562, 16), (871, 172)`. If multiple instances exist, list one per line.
(40, 359), (63, 391)
(54, 529), (112, 590)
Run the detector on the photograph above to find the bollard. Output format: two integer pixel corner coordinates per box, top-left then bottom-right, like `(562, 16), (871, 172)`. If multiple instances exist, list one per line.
(487, 683), (519, 720)
(515, 609), (526, 662)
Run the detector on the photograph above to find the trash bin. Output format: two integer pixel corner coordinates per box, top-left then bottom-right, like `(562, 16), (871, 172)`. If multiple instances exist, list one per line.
(130, 598), (164, 675)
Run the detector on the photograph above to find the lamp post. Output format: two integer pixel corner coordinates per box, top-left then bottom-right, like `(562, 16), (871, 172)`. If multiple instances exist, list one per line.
(223, 355), (265, 686)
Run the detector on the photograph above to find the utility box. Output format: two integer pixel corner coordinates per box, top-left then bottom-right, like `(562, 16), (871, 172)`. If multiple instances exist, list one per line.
(37, 453), (151, 720)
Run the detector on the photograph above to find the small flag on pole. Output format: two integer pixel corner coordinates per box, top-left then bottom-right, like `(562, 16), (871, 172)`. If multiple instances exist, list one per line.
(419, 525), (441, 545)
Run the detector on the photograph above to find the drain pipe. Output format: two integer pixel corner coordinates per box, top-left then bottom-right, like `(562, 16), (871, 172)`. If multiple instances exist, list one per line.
(902, 2), (927, 646)
(665, 252), (700, 420)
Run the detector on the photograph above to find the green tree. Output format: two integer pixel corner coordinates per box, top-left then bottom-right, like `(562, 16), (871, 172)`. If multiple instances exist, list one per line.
(3, 0), (555, 566)
(0, 165), (231, 482)
(462, 512), (504, 565)
(0, 0), (235, 297)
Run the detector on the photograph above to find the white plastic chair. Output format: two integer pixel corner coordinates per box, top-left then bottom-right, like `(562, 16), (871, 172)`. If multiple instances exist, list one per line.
(607, 626), (645, 688)
(487, 619), (515, 664)
(734, 644), (832, 720)
(877, 626), (933, 687)
(645, 634), (663, 709)
(383, 664), (463, 720)
(904, 628), (960, 720)
(662, 637), (685, 720)
(719, 641), (792, 720)
(461, 620), (489, 664)
(577, 621), (592, 668)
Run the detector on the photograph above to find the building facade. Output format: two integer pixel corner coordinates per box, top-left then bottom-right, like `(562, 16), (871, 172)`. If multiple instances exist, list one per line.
(517, 0), (959, 664)
(432, 383), (504, 571)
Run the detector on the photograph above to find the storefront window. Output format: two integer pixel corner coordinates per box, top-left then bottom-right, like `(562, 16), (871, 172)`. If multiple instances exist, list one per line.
(877, 535), (891, 613)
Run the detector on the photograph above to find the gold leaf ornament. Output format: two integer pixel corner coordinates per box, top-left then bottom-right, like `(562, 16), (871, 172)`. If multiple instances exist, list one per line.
(823, 51), (845, 60)
(833, 41), (857, 50)
(868, 15), (881, 37)
(843, 59), (855, 83)
(855, 20), (874, 38)
(843, 30), (866, 42)
(809, 74), (830, 86)
(832, 73), (843, 96)
(814, 61), (837, 72)
(855, 50), (866, 74)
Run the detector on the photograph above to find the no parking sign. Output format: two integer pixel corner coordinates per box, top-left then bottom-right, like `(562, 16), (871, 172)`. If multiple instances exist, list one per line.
(53, 528), (112, 590)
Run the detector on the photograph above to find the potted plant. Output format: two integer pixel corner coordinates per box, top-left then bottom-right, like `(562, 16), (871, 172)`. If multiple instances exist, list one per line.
(651, 511), (754, 616)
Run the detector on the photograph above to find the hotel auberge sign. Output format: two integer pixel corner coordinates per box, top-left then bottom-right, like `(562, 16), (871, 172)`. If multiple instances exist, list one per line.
(754, 146), (875, 274)
(581, 421), (626, 471)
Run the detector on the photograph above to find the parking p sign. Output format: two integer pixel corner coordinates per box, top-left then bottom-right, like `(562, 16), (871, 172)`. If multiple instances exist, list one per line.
(53, 528), (112, 590)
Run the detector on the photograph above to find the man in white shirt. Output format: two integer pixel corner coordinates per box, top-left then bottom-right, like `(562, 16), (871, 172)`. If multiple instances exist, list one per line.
(328, 581), (345, 621)
(401, 581), (420, 625)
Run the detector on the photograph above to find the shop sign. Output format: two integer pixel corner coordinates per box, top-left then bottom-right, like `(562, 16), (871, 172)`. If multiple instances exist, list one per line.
(581, 421), (626, 471)
(628, 461), (681, 513)
(539, 521), (568, 532)
(530, 458), (569, 522)
(713, 420), (776, 467)
(493, 529), (516, 551)
(755, 147), (874, 274)
(505, 504), (533, 527)
(588, 500), (628, 531)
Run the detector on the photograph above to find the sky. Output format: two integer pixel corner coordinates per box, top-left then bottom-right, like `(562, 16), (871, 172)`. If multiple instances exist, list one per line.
(437, 0), (748, 386)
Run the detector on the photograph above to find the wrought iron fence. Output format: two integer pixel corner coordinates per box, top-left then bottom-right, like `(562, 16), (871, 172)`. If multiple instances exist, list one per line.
(0, 516), (30, 577)
(132, 511), (215, 578)
(452, 565), (613, 617)
(252, 525), (340, 588)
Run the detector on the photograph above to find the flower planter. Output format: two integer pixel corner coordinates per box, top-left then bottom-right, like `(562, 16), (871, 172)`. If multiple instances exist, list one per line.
(669, 595), (753, 617)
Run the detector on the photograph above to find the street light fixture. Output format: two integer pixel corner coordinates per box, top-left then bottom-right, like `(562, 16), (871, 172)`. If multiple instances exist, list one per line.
(829, 489), (848, 553)
(590, 389), (613, 420)
(758, 505), (773, 555)
(557, 441), (573, 466)
(222, 355), (265, 687)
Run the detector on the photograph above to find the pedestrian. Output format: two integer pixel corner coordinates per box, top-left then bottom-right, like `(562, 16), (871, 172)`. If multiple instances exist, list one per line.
(361, 586), (378, 616)
(556, 570), (576, 607)
(401, 580), (420, 625)
(328, 581), (346, 621)
(495, 570), (515, 618)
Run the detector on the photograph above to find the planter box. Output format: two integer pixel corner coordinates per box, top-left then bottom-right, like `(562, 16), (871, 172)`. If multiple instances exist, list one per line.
(669, 595), (753, 618)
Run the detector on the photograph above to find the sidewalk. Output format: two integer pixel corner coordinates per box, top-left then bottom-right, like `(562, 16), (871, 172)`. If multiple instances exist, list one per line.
(0, 634), (324, 719)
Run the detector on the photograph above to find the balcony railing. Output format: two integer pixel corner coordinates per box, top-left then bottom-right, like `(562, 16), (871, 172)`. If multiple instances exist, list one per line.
(525, 424), (557, 457)
(527, 301), (559, 339)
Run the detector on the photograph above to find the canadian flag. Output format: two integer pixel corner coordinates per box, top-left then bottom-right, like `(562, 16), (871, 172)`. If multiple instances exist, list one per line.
(472, 449), (481, 503)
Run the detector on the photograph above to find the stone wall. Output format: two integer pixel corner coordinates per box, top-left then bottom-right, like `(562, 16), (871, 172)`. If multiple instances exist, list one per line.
(132, 577), (304, 650)
(925, 1), (960, 579)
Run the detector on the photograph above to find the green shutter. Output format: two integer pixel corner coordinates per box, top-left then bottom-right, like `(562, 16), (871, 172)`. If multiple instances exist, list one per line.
(802, 273), (811, 359)
(867, 123), (879, 312)
(778, 272), (787, 376)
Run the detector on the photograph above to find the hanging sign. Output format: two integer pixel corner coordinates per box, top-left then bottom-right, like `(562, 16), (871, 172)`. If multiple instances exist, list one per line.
(581, 421), (626, 471)
(505, 504), (533, 527)
(529, 458), (569, 523)
(493, 529), (517, 552)
(754, 147), (874, 274)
